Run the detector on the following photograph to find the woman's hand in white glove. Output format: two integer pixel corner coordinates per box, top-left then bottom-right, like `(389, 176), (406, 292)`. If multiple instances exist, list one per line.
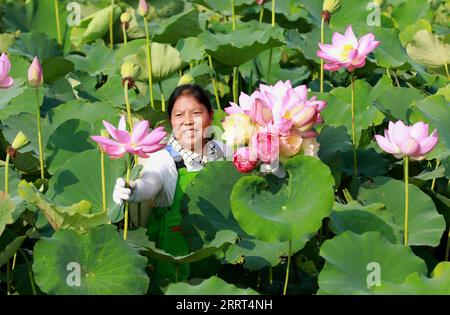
(113, 178), (137, 206)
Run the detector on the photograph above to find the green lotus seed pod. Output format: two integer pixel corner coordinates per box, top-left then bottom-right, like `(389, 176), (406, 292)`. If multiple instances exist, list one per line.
(177, 74), (194, 86)
(322, 0), (341, 14)
(120, 12), (132, 24)
(121, 61), (141, 80)
(11, 131), (29, 150)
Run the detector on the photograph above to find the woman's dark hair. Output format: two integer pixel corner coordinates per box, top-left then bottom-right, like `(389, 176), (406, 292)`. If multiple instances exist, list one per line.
(167, 84), (213, 118)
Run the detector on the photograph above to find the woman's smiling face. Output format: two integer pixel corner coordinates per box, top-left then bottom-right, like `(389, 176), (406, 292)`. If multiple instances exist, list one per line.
(170, 94), (213, 152)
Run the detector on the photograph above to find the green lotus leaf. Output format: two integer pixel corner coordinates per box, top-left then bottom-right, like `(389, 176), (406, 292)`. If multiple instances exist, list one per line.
(66, 41), (117, 77)
(406, 30), (450, 69)
(409, 94), (450, 160)
(18, 180), (110, 233)
(7, 55), (31, 82)
(0, 229), (28, 269)
(0, 167), (21, 199)
(45, 119), (95, 175)
(187, 0), (255, 14)
(0, 33), (17, 52)
(391, 0), (432, 30)
(0, 78), (26, 110)
(46, 149), (126, 224)
(375, 262), (450, 295)
(341, 148), (390, 177)
(124, 42), (182, 83)
(150, 9), (202, 44)
(147, 0), (186, 20)
(198, 20), (284, 67)
(42, 57), (75, 85)
(176, 37), (206, 63)
(8, 31), (62, 62)
(319, 79), (385, 147)
(0, 193), (15, 237)
(164, 276), (259, 295)
(2, 0), (69, 50)
(358, 177), (446, 246)
(399, 19), (432, 47)
(369, 27), (408, 69)
(329, 201), (400, 243)
(140, 230), (238, 264)
(318, 231), (428, 294)
(32, 224), (149, 295)
(230, 155), (335, 242)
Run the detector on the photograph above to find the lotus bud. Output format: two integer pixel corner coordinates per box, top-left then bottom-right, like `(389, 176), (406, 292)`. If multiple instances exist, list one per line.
(322, 0), (341, 24)
(28, 56), (43, 88)
(137, 0), (149, 17)
(178, 74), (194, 86)
(120, 12), (132, 29)
(11, 131), (29, 150)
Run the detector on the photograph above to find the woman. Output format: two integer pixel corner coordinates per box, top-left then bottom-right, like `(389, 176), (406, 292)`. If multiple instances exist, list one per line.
(113, 84), (231, 288)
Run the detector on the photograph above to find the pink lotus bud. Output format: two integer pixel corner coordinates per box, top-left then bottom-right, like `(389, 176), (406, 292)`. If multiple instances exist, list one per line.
(252, 130), (279, 164)
(137, 0), (149, 16)
(28, 57), (43, 88)
(233, 147), (258, 173)
(375, 121), (438, 161)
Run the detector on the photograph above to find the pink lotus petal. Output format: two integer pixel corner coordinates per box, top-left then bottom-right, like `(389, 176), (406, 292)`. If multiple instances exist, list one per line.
(375, 134), (399, 154)
(418, 129), (438, 155)
(114, 129), (132, 144)
(0, 75), (14, 88)
(90, 136), (122, 148)
(118, 115), (127, 131)
(358, 33), (380, 55)
(103, 120), (120, 141)
(399, 138), (420, 156)
(390, 121), (410, 148)
(0, 53), (11, 73)
(344, 25), (358, 48)
(131, 120), (149, 144)
(410, 121), (429, 142)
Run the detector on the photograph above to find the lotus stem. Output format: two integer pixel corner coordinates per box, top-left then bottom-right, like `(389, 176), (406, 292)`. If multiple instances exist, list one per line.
(208, 55), (221, 110)
(283, 239), (292, 295)
(233, 66), (239, 103)
(320, 15), (325, 93)
(231, 0), (236, 31)
(123, 156), (131, 240)
(431, 160), (440, 191)
(54, 0), (62, 45)
(143, 18), (155, 110)
(259, 6), (264, 23)
(445, 63), (449, 80)
(4, 153), (10, 195)
(159, 81), (166, 112)
(267, 48), (273, 83)
(271, 0), (275, 27)
(404, 156), (409, 246)
(109, 0), (114, 49)
(6, 260), (11, 295)
(19, 249), (37, 295)
(101, 150), (106, 213)
(35, 89), (45, 180)
(269, 266), (273, 284)
(122, 23), (127, 46)
(386, 68), (393, 85)
(350, 74), (357, 178)
(124, 79), (134, 130)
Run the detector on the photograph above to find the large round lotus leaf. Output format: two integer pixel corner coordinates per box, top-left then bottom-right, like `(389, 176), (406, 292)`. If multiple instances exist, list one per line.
(19, 180), (110, 233)
(0, 164), (21, 198)
(8, 31), (62, 62)
(374, 262), (450, 295)
(46, 149), (126, 223)
(32, 224), (149, 295)
(198, 20), (284, 67)
(318, 231), (427, 295)
(150, 9), (202, 44)
(176, 37), (206, 63)
(42, 57), (75, 84)
(0, 229), (28, 269)
(187, 0), (255, 14)
(406, 30), (450, 69)
(2, 0), (70, 50)
(391, 0), (432, 30)
(368, 27), (408, 69)
(164, 276), (259, 295)
(230, 155), (335, 242)
(399, 19), (432, 47)
(45, 119), (95, 175)
(66, 42), (117, 77)
(124, 42), (182, 83)
(358, 177), (445, 246)
(0, 193), (15, 237)
(329, 201), (400, 244)
(319, 79), (385, 147)
(0, 79), (26, 110)
(409, 95), (450, 160)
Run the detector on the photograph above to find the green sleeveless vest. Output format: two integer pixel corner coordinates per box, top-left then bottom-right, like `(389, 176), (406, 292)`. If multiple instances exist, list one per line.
(147, 167), (199, 288)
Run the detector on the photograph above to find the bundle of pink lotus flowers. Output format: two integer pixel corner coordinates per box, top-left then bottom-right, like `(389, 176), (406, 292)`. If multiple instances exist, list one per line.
(222, 80), (326, 173)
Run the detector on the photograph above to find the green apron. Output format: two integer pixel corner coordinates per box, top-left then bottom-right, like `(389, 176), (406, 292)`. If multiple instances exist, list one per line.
(147, 166), (199, 286)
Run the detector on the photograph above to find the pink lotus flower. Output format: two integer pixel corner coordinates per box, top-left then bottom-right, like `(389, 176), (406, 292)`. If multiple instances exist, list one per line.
(91, 116), (167, 159)
(256, 0), (266, 4)
(251, 130), (280, 163)
(138, 0), (149, 16)
(28, 56), (43, 87)
(375, 121), (438, 161)
(317, 25), (380, 72)
(233, 147), (258, 173)
(0, 53), (14, 88)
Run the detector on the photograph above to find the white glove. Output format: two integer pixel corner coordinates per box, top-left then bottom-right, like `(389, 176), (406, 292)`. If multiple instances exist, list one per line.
(113, 178), (137, 206)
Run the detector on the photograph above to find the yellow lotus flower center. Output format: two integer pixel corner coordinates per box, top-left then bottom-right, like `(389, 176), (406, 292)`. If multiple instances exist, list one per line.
(340, 44), (354, 61)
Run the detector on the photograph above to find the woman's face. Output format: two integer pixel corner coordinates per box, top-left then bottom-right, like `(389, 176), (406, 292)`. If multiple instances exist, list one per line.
(170, 95), (213, 152)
